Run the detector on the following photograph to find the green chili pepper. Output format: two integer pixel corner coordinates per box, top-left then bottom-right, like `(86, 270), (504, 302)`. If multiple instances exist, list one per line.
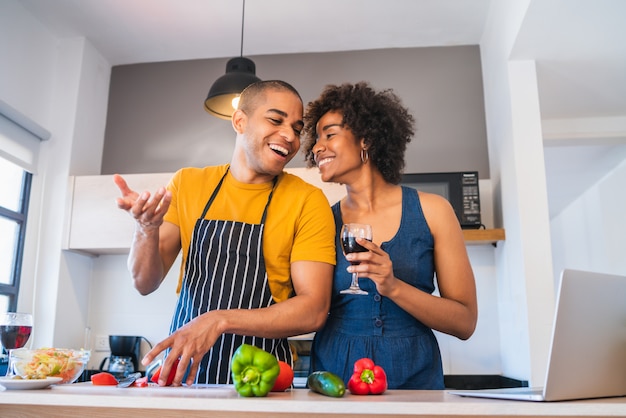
(230, 343), (280, 397)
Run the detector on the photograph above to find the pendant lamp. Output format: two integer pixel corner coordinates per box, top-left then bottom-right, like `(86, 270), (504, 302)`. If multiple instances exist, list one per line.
(204, 0), (261, 120)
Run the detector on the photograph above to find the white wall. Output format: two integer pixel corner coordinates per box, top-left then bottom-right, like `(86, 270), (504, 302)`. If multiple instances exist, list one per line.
(0, 1), (56, 126)
(436, 246), (501, 374)
(86, 255), (180, 370)
(479, 1), (556, 385)
(0, 1), (110, 350)
(550, 160), (626, 283)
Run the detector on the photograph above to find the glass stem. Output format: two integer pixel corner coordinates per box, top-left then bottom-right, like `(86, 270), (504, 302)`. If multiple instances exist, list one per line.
(351, 272), (360, 289)
(5, 349), (12, 376)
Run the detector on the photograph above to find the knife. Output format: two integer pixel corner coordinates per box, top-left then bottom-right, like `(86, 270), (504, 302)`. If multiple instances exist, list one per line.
(117, 372), (143, 388)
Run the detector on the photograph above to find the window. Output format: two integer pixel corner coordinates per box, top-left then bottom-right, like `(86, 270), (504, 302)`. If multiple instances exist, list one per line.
(0, 156), (31, 313)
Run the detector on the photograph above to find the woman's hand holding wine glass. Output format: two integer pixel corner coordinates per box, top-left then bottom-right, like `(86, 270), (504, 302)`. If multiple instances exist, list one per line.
(340, 223), (373, 295)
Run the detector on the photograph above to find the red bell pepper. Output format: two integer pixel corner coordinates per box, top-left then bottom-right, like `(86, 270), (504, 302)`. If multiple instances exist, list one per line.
(150, 357), (180, 386)
(347, 358), (387, 395)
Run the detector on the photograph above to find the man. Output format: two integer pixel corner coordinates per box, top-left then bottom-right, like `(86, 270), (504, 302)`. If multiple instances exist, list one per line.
(114, 80), (335, 386)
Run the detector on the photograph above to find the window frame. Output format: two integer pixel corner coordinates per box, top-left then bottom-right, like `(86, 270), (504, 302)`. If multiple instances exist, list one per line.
(0, 169), (32, 312)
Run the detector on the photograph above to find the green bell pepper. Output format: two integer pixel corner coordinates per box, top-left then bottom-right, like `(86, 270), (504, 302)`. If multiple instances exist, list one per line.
(230, 343), (280, 397)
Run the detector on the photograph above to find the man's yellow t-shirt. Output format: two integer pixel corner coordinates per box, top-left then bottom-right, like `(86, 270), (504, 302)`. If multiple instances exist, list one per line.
(163, 164), (336, 302)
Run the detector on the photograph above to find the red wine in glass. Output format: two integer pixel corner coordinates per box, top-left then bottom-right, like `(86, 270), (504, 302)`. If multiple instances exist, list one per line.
(340, 223), (372, 295)
(341, 237), (370, 264)
(0, 325), (32, 350)
(1, 312), (33, 376)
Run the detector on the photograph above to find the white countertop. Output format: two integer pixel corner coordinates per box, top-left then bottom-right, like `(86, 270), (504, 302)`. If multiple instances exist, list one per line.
(1, 383), (625, 417)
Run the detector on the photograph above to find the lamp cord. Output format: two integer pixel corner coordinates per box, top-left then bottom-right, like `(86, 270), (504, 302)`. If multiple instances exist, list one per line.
(240, 0), (246, 57)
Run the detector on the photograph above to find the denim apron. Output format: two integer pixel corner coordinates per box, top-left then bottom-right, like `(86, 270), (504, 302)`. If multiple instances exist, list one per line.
(169, 168), (292, 384)
(311, 186), (444, 389)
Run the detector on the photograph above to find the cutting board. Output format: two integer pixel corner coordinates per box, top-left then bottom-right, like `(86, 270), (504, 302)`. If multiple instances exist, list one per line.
(51, 382), (238, 397)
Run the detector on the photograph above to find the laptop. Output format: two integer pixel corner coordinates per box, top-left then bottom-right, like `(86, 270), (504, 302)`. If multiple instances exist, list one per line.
(449, 269), (626, 402)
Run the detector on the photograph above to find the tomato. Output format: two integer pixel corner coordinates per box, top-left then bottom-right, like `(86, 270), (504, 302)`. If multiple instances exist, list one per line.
(150, 366), (162, 383)
(150, 358), (180, 386)
(90, 372), (118, 386)
(133, 376), (149, 387)
(271, 360), (294, 392)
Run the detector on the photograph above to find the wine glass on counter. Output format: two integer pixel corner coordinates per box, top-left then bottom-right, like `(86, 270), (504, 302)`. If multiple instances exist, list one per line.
(1, 312), (33, 375)
(340, 223), (372, 295)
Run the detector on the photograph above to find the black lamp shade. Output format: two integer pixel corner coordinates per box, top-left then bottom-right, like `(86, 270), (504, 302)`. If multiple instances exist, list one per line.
(204, 57), (261, 120)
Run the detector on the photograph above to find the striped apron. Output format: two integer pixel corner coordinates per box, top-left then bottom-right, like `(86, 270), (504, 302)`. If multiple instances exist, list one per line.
(169, 169), (292, 384)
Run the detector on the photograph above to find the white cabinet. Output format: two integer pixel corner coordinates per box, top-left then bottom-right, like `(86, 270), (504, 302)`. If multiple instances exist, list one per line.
(62, 168), (336, 255)
(64, 169), (502, 255)
(64, 173), (173, 255)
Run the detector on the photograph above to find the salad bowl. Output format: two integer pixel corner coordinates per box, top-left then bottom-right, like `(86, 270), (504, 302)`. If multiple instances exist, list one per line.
(10, 347), (91, 384)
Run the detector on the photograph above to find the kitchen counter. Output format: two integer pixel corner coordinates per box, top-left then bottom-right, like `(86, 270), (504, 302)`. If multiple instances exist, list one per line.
(1, 383), (625, 418)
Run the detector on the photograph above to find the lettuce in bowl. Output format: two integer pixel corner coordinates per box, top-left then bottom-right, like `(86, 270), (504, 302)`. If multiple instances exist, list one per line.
(10, 347), (91, 384)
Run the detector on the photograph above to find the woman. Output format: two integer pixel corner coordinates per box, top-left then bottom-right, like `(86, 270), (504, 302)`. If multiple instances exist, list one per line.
(302, 82), (478, 389)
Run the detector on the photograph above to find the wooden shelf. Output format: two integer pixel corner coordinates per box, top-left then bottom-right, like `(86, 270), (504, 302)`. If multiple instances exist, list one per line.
(463, 228), (505, 245)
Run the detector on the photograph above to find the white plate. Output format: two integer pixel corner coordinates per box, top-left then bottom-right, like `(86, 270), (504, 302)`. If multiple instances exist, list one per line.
(0, 376), (63, 390)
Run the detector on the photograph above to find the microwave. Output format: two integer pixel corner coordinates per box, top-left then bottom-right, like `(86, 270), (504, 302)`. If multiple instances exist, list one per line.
(401, 171), (482, 229)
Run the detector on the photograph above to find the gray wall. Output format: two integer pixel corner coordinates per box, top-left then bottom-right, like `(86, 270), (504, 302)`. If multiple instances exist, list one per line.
(102, 46), (489, 178)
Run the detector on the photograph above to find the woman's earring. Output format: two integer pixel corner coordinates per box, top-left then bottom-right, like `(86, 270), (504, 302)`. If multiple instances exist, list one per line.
(360, 149), (369, 164)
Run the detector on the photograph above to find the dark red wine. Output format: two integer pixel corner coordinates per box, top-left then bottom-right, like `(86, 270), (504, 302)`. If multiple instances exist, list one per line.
(0, 325), (32, 350)
(342, 237), (371, 265)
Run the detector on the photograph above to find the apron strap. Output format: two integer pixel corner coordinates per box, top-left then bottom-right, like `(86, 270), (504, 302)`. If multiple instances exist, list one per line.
(200, 167), (229, 219)
(260, 176), (279, 224)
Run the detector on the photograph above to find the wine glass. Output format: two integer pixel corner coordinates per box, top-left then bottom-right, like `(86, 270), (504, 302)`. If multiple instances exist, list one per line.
(1, 312), (33, 376)
(340, 223), (372, 295)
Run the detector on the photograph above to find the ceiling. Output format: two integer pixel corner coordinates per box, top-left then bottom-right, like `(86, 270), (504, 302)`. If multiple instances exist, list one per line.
(18, 0), (626, 218)
(18, 0), (492, 66)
